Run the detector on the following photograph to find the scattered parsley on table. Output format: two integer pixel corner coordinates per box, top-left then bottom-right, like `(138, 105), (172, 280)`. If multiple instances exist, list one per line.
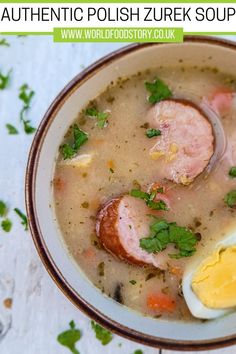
(57, 320), (82, 354)
(18, 83), (36, 134)
(91, 320), (113, 345)
(14, 208), (28, 230)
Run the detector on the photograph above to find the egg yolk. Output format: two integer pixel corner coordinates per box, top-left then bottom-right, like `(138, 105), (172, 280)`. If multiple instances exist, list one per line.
(192, 246), (236, 309)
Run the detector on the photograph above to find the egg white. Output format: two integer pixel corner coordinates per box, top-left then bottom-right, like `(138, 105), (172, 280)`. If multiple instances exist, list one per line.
(182, 230), (236, 319)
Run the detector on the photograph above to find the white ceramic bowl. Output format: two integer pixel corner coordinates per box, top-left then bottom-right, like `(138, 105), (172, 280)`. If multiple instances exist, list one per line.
(26, 37), (236, 351)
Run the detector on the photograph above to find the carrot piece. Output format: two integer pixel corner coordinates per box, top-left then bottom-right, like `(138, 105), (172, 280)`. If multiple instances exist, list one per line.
(151, 182), (165, 192)
(107, 160), (115, 169)
(53, 177), (66, 191)
(83, 247), (95, 258)
(170, 266), (183, 277)
(147, 293), (176, 312)
(93, 139), (105, 145)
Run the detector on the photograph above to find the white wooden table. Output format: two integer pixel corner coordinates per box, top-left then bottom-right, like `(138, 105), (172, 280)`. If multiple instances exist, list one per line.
(0, 36), (235, 354)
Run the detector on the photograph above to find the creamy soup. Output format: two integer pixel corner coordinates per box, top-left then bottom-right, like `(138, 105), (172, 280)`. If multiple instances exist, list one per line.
(54, 66), (236, 321)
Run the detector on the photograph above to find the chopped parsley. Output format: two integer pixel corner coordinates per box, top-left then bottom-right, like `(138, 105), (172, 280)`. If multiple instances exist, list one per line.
(23, 120), (36, 134)
(1, 219), (12, 233)
(14, 208), (28, 230)
(97, 262), (105, 276)
(229, 167), (236, 178)
(6, 124), (18, 135)
(224, 190), (236, 208)
(129, 280), (137, 285)
(0, 200), (7, 217)
(0, 201), (12, 233)
(85, 107), (109, 128)
(145, 78), (172, 104)
(91, 321), (113, 345)
(0, 69), (12, 90)
(146, 128), (161, 138)
(156, 187), (164, 193)
(57, 320), (81, 354)
(19, 84), (35, 108)
(19, 84), (36, 134)
(81, 201), (89, 209)
(130, 189), (168, 211)
(61, 124), (88, 160)
(140, 218), (198, 259)
(0, 38), (10, 47)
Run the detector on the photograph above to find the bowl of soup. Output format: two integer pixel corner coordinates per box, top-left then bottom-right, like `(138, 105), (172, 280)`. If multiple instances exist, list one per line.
(26, 36), (236, 350)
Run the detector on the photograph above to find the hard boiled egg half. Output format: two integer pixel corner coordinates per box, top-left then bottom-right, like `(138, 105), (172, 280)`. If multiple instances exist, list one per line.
(182, 230), (236, 319)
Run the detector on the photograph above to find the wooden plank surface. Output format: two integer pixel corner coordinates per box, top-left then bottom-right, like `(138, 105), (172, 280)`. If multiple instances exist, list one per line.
(0, 36), (235, 354)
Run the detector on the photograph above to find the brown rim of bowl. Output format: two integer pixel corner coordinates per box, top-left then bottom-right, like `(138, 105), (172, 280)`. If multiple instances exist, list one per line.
(25, 36), (236, 351)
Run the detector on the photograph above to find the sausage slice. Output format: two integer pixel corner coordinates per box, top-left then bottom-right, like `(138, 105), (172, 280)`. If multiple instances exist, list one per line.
(147, 100), (214, 185)
(96, 195), (162, 267)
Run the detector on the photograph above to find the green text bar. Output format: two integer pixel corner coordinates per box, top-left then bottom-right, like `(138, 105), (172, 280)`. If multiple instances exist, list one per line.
(1, 0), (236, 2)
(53, 27), (183, 42)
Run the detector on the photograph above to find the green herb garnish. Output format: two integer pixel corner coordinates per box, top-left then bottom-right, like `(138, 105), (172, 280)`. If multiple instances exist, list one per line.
(0, 39), (10, 47)
(156, 187), (164, 193)
(145, 79), (172, 104)
(91, 321), (112, 345)
(23, 120), (36, 134)
(224, 190), (236, 208)
(0, 201), (13, 232)
(14, 208), (28, 230)
(61, 124), (88, 160)
(229, 167), (236, 178)
(0, 69), (12, 90)
(129, 280), (137, 285)
(97, 262), (105, 276)
(57, 320), (81, 354)
(134, 350), (143, 354)
(19, 84), (36, 134)
(140, 218), (198, 259)
(85, 107), (109, 128)
(146, 128), (161, 138)
(6, 124), (18, 135)
(1, 219), (12, 232)
(0, 201), (7, 217)
(130, 189), (168, 211)
(19, 84), (35, 108)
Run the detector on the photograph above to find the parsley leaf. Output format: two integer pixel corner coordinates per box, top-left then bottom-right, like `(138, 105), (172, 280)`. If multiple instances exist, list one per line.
(85, 107), (109, 128)
(61, 124), (88, 160)
(130, 189), (168, 211)
(14, 208), (28, 230)
(229, 167), (236, 178)
(18, 84), (36, 134)
(6, 124), (18, 135)
(224, 190), (236, 208)
(0, 200), (7, 217)
(57, 320), (81, 354)
(91, 321), (113, 345)
(145, 79), (172, 104)
(23, 120), (36, 134)
(0, 69), (12, 90)
(140, 219), (198, 259)
(19, 84), (35, 108)
(134, 351), (143, 354)
(61, 144), (75, 160)
(1, 219), (12, 233)
(0, 39), (10, 47)
(146, 128), (161, 138)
